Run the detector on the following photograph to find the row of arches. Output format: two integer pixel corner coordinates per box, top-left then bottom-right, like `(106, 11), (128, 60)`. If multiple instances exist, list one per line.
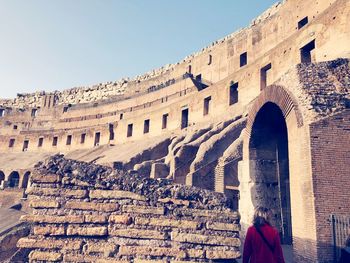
(0, 170), (31, 189)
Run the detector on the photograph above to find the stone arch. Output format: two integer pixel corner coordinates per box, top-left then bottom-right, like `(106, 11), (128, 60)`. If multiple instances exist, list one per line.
(21, 171), (31, 189)
(8, 171), (20, 188)
(0, 170), (5, 185)
(239, 85), (306, 247)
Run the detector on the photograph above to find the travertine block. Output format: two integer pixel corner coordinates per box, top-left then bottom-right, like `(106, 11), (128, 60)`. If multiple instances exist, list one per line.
(118, 246), (186, 258)
(65, 201), (119, 212)
(109, 228), (166, 240)
(21, 214), (84, 224)
(30, 199), (60, 208)
(122, 205), (164, 215)
(85, 214), (108, 223)
(34, 225), (66, 236)
(67, 225), (108, 236)
(17, 237), (82, 250)
(171, 231), (240, 246)
(27, 187), (87, 198)
(31, 172), (61, 183)
(29, 250), (62, 261)
(90, 189), (146, 201)
(206, 221), (240, 231)
(206, 249), (240, 259)
(135, 217), (199, 230)
(109, 214), (132, 224)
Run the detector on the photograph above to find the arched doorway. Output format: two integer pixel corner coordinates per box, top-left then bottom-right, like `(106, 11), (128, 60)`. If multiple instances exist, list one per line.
(249, 102), (292, 244)
(8, 171), (20, 188)
(0, 171), (5, 185)
(21, 171), (31, 189)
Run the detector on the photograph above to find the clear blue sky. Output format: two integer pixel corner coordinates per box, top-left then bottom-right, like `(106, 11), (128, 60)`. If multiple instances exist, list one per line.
(0, 0), (278, 99)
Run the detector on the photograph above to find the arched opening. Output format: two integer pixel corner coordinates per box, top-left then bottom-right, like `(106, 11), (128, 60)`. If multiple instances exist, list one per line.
(0, 171), (5, 185)
(21, 171), (31, 189)
(8, 171), (20, 188)
(249, 102), (292, 245)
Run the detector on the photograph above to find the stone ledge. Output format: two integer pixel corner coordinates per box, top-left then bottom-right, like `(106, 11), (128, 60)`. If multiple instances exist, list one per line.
(67, 225), (108, 236)
(30, 199), (60, 208)
(90, 190), (146, 201)
(122, 205), (164, 215)
(65, 201), (119, 212)
(21, 214), (84, 224)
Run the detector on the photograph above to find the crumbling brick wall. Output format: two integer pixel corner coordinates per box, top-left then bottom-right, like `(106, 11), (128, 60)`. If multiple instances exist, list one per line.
(18, 155), (241, 262)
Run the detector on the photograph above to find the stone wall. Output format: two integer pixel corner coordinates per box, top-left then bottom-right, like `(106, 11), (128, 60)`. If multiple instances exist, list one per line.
(18, 155), (241, 262)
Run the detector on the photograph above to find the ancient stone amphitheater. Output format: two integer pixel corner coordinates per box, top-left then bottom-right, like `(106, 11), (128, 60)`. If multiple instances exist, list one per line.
(0, 0), (349, 262)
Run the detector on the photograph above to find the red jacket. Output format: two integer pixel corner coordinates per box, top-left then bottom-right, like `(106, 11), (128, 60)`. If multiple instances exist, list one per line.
(243, 224), (285, 263)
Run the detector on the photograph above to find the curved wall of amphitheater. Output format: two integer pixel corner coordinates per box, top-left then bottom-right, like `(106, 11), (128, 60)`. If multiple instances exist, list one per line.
(1, 1), (350, 262)
(1, 0), (349, 154)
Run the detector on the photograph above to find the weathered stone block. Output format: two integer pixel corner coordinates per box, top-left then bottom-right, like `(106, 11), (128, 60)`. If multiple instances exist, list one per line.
(27, 187), (87, 198)
(21, 214), (84, 224)
(206, 249), (241, 259)
(65, 201), (119, 212)
(17, 237), (82, 250)
(30, 199), (60, 208)
(135, 217), (199, 230)
(118, 246), (186, 258)
(122, 205), (164, 215)
(31, 172), (61, 183)
(109, 214), (132, 224)
(85, 214), (107, 223)
(90, 190), (146, 201)
(109, 228), (166, 240)
(86, 241), (118, 254)
(206, 222), (240, 231)
(34, 225), (66, 236)
(29, 250), (62, 262)
(171, 231), (240, 246)
(158, 198), (190, 206)
(67, 225), (108, 236)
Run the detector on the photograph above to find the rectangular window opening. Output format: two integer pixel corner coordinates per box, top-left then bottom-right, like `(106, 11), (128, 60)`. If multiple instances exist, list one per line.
(181, 108), (189, 129)
(144, 119), (150, 134)
(109, 124), (115, 140)
(120, 113), (123, 120)
(80, 133), (86, 144)
(22, 140), (29, 151)
(162, 114), (168, 129)
(66, 135), (72, 145)
(240, 52), (248, 67)
(31, 109), (37, 117)
(0, 109), (5, 117)
(9, 139), (15, 148)
(38, 137), (44, 147)
(300, 39), (315, 63)
(298, 17), (308, 29)
(229, 82), (239, 105)
(208, 54), (212, 65)
(203, 96), (212, 116)
(94, 132), (101, 146)
(127, 124), (133, 137)
(52, 136), (58, 147)
(260, 63), (272, 90)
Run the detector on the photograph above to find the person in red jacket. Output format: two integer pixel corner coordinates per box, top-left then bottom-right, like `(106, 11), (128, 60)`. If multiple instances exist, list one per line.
(243, 207), (285, 263)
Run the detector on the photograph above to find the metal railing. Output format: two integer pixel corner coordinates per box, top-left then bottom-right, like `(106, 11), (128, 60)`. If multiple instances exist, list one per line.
(331, 214), (350, 262)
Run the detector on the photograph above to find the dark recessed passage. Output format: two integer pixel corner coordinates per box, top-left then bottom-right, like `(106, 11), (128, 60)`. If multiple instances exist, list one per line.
(66, 135), (72, 145)
(38, 138), (44, 147)
(22, 140), (29, 151)
(9, 139), (15, 148)
(203, 96), (212, 116)
(260, 63), (272, 90)
(181, 108), (189, 129)
(144, 119), (150, 134)
(80, 133), (86, 144)
(94, 132), (101, 146)
(127, 124), (133, 137)
(109, 124), (115, 140)
(162, 114), (168, 129)
(52, 136), (58, 146)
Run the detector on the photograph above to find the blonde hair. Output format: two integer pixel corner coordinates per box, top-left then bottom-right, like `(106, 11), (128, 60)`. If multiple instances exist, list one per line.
(253, 207), (271, 227)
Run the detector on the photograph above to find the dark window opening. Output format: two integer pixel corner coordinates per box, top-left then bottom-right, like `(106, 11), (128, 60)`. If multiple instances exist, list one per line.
(203, 96), (212, 116)
(94, 132), (101, 146)
(127, 124), (133, 137)
(0, 109), (4, 117)
(260, 63), (272, 90)
(80, 133), (86, 144)
(162, 114), (168, 129)
(144, 119), (150, 134)
(66, 135), (72, 145)
(181, 108), (189, 129)
(22, 140), (29, 151)
(63, 106), (69, 113)
(229, 82), (239, 105)
(240, 52), (248, 67)
(13, 125), (18, 130)
(31, 109), (37, 117)
(188, 65), (192, 74)
(38, 138), (44, 147)
(208, 54), (212, 65)
(120, 113), (123, 120)
(300, 40), (315, 63)
(9, 139), (15, 148)
(298, 17), (308, 29)
(109, 124), (115, 140)
(52, 136), (58, 146)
